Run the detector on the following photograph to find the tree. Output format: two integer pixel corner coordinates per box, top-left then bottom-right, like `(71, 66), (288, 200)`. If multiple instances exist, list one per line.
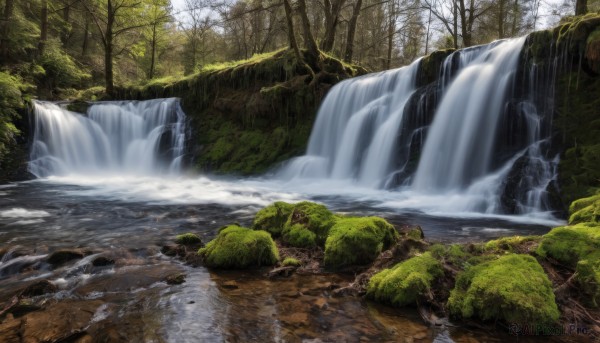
(321, 0), (346, 52)
(344, 0), (363, 62)
(0, 0), (15, 61)
(85, 0), (147, 94)
(576, 0), (587, 15)
(141, 0), (171, 79)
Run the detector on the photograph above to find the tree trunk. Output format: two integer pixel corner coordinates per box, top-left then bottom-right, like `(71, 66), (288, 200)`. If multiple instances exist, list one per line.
(61, 0), (71, 45)
(576, 0), (587, 15)
(386, 0), (395, 69)
(453, 0), (458, 49)
(321, 0), (345, 52)
(38, 0), (49, 56)
(0, 0), (14, 61)
(105, 0), (115, 95)
(297, 0), (319, 58)
(343, 0), (362, 62)
(82, 12), (90, 57)
(149, 23), (157, 79)
(282, 0), (301, 61)
(498, 4), (503, 39)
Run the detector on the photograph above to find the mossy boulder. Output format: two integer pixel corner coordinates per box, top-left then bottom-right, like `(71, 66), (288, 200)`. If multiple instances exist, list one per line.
(282, 257), (301, 267)
(282, 223), (318, 248)
(324, 217), (399, 269)
(198, 225), (279, 269)
(536, 223), (600, 266)
(282, 201), (337, 247)
(483, 235), (541, 254)
(175, 233), (203, 245)
(251, 201), (294, 236)
(575, 257), (600, 307)
(569, 192), (600, 224)
(429, 243), (471, 266)
(366, 252), (443, 307)
(448, 254), (559, 324)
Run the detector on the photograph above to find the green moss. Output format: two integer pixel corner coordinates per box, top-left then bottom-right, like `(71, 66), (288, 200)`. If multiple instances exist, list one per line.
(569, 192), (600, 224)
(418, 49), (455, 87)
(282, 257), (301, 267)
(554, 16), (600, 203)
(575, 257), (600, 307)
(198, 225), (279, 269)
(175, 233), (202, 245)
(366, 252), (443, 307)
(429, 243), (470, 266)
(536, 223), (600, 266)
(483, 235), (542, 253)
(251, 201), (295, 236)
(282, 201), (337, 247)
(448, 254), (559, 324)
(324, 217), (399, 269)
(282, 223), (317, 248)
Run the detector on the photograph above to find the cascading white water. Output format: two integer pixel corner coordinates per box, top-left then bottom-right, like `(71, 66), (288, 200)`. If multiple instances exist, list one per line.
(279, 59), (421, 188)
(280, 37), (560, 217)
(29, 98), (186, 177)
(413, 38), (526, 191)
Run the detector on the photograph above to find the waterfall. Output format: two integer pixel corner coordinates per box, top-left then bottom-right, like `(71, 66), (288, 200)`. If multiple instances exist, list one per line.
(29, 98), (186, 177)
(280, 37), (560, 216)
(279, 59), (422, 188)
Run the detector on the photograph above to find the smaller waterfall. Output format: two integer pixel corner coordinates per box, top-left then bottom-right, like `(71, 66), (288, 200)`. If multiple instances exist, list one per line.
(279, 60), (422, 187)
(29, 98), (186, 177)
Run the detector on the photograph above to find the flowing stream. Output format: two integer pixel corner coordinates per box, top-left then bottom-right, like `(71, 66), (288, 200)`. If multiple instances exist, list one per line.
(0, 38), (568, 342)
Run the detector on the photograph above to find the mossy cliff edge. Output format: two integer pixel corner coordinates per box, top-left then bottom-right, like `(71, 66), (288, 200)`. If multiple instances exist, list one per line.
(522, 14), (600, 204)
(111, 50), (365, 175)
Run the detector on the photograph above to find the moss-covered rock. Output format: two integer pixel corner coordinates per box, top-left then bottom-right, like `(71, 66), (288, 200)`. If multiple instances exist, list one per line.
(366, 252), (443, 307)
(282, 223), (318, 248)
(198, 225), (279, 269)
(536, 223), (600, 266)
(175, 233), (203, 245)
(448, 254), (559, 324)
(282, 257), (301, 267)
(483, 235), (542, 253)
(324, 217), (399, 269)
(575, 257), (600, 307)
(281, 201), (337, 247)
(251, 201), (295, 236)
(569, 192), (600, 224)
(111, 49), (365, 176)
(429, 243), (471, 266)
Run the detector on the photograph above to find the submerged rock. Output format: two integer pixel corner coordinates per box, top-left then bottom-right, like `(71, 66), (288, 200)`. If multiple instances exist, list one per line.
(47, 249), (85, 266)
(447, 254), (559, 324)
(174, 232), (203, 246)
(19, 280), (58, 298)
(199, 225), (279, 269)
(324, 217), (399, 269)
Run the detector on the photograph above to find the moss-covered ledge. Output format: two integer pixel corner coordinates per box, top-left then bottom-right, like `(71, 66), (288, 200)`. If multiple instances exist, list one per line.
(105, 50), (367, 175)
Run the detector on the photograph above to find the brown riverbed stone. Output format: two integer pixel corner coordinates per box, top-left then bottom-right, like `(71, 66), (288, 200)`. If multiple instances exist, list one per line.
(0, 300), (102, 343)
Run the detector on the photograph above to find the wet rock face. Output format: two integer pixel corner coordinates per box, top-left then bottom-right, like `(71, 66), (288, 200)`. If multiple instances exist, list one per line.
(47, 249), (85, 266)
(19, 280), (58, 298)
(0, 300), (103, 343)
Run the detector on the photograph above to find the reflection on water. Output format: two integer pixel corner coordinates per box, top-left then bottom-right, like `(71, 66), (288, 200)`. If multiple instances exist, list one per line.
(0, 177), (563, 342)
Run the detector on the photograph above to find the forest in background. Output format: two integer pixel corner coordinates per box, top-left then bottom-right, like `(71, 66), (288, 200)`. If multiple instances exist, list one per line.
(1, 0), (598, 95)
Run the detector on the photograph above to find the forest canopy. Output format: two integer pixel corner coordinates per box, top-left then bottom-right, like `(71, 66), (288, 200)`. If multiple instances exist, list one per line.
(0, 0), (598, 96)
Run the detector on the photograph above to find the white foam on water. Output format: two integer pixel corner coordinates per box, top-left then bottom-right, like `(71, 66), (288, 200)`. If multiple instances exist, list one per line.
(0, 208), (51, 218)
